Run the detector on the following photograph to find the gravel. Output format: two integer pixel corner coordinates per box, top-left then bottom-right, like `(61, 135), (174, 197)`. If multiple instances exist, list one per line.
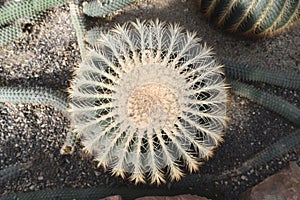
(0, 0), (299, 199)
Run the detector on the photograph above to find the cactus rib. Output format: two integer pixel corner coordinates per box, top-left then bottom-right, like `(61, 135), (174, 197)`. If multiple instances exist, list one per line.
(198, 0), (300, 36)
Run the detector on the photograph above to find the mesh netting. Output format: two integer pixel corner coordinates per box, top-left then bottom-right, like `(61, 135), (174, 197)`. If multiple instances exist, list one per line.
(69, 19), (228, 185)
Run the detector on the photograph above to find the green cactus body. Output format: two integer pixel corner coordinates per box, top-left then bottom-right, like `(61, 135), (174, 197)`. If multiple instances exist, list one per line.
(0, 23), (22, 46)
(223, 59), (300, 90)
(198, 0), (300, 36)
(0, 87), (68, 113)
(70, 2), (87, 56)
(82, 0), (136, 17)
(0, 161), (32, 186)
(0, 0), (69, 26)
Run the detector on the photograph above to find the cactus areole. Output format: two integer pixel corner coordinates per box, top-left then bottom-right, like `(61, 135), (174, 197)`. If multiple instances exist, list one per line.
(69, 19), (228, 185)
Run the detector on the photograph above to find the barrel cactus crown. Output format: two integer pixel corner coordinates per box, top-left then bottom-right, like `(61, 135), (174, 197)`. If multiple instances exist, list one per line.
(198, 0), (300, 37)
(69, 19), (228, 185)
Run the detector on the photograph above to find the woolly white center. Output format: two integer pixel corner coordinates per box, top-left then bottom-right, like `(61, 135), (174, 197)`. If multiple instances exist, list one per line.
(127, 83), (180, 130)
(113, 63), (188, 132)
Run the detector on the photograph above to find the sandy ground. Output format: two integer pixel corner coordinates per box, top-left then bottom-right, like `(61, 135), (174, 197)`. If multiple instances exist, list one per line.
(0, 0), (299, 199)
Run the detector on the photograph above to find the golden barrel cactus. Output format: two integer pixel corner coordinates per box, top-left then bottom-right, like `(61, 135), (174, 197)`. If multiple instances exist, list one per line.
(197, 0), (300, 37)
(69, 19), (228, 185)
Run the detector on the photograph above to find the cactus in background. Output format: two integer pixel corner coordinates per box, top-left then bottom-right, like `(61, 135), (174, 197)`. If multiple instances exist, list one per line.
(197, 0), (300, 37)
(0, 87), (68, 113)
(70, 1), (87, 56)
(69, 19), (228, 185)
(0, 23), (22, 46)
(82, 0), (136, 17)
(230, 80), (300, 127)
(0, 161), (32, 186)
(0, 0), (70, 26)
(224, 60), (300, 127)
(0, 0), (142, 155)
(69, 0), (136, 55)
(223, 59), (300, 90)
(0, 10), (49, 47)
(0, 0), (70, 47)
(0, 0), (135, 47)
